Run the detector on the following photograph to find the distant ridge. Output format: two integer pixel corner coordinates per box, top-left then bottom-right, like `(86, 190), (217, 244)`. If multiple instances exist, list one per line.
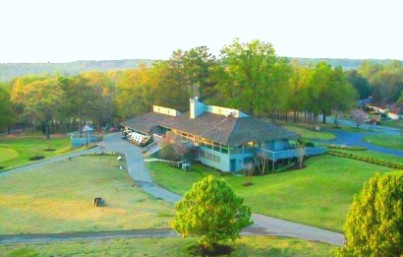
(0, 58), (401, 82)
(0, 59), (153, 82)
(293, 58), (403, 70)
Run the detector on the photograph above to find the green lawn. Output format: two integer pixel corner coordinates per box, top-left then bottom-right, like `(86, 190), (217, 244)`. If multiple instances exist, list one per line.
(283, 125), (336, 140)
(0, 156), (173, 234)
(148, 155), (392, 232)
(363, 134), (403, 150)
(0, 133), (72, 170)
(379, 119), (403, 129)
(0, 236), (333, 257)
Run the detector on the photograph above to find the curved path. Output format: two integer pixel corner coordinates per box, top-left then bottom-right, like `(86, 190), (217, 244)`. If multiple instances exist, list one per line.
(314, 129), (403, 157)
(0, 133), (345, 246)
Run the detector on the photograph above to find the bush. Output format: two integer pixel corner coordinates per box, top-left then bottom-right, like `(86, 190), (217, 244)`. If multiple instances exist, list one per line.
(171, 176), (252, 252)
(335, 172), (403, 257)
(29, 155), (45, 161)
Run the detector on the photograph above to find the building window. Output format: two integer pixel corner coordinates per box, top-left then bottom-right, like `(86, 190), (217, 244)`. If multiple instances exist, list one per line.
(199, 150), (220, 163)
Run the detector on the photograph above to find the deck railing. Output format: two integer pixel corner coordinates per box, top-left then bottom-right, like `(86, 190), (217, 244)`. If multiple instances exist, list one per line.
(257, 147), (326, 161)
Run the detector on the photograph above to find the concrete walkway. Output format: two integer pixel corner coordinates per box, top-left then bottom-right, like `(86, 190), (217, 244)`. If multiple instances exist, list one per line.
(0, 133), (345, 246)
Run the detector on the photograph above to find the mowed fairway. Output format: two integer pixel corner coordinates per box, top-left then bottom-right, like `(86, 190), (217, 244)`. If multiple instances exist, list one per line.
(0, 236), (333, 257)
(0, 156), (173, 234)
(148, 155), (392, 232)
(0, 133), (71, 170)
(282, 125), (335, 140)
(363, 134), (403, 150)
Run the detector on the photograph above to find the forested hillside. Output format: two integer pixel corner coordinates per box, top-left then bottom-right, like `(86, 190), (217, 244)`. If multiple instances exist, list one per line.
(0, 59), (153, 82)
(1, 39), (402, 135)
(0, 57), (401, 82)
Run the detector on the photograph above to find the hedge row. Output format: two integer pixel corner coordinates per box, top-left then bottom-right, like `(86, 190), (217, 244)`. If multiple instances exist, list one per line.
(327, 150), (403, 170)
(326, 145), (367, 151)
(84, 151), (123, 157)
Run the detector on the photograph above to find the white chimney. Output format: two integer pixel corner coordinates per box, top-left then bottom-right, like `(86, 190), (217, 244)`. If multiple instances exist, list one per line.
(190, 97), (205, 119)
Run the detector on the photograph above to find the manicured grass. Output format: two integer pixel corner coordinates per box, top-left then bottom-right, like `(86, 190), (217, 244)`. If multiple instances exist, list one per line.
(283, 125), (335, 140)
(0, 156), (173, 234)
(363, 134), (403, 150)
(148, 155), (392, 232)
(0, 148), (18, 163)
(0, 133), (72, 170)
(0, 236), (333, 257)
(379, 119), (403, 129)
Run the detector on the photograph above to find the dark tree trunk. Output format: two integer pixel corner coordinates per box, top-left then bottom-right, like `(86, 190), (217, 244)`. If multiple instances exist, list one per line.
(45, 124), (50, 139)
(322, 110), (326, 124)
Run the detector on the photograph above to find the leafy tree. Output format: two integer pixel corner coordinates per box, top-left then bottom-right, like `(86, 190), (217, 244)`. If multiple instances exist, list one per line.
(182, 46), (217, 100)
(215, 38), (291, 116)
(172, 176), (252, 250)
(346, 70), (371, 100)
(159, 132), (188, 161)
(306, 63), (356, 124)
(0, 85), (15, 132)
(11, 78), (63, 138)
(115, 64), (158, 119)
(359, 60), (403, 104)
(350, 109), (367, 128)
(287, 61), (312, 122)
(80, 71), (116, 130)
(336, 172), (403, 257)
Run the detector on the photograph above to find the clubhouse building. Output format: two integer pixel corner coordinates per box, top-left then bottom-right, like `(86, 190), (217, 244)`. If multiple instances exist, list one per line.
(120, 98), (325, 172)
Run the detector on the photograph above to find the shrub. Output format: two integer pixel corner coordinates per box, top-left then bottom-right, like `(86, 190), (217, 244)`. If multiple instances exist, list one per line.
(172, 176), (252, 252)
(335, 172), (403, 257)
(29, 155), (45, 161)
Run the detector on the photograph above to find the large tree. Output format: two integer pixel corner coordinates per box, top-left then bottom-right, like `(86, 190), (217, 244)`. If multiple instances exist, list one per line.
(215, 39), (291, 116)
(12, 78), (63, 138)
(115, 64), (157, 119)
(359, 60), (403, 105)
(336, 172), (403, 257)
(346, 69), (371, 100)
(172, 176), (252, 251)
(182, 46), (217, 100)
(306, 63), (356, 124)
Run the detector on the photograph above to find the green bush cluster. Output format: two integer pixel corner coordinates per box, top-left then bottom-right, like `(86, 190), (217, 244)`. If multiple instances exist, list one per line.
(327, 150), (403, 169)
(327, 145), (367, 151)
(298, 138), (315, 147)
(84, 152), (123, 157)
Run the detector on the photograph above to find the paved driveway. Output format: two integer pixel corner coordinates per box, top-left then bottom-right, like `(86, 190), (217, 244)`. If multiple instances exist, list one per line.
(314, 129), (403, 157)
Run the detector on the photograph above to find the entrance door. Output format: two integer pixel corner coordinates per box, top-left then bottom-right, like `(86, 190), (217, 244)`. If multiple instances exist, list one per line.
(230, 159), (236, 172)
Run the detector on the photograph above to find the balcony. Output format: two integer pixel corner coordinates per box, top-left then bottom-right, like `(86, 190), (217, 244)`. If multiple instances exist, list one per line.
(256, 147), (326, 161)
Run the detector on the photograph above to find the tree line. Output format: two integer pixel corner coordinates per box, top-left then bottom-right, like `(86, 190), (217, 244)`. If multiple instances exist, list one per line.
(1, 39), (402, 135)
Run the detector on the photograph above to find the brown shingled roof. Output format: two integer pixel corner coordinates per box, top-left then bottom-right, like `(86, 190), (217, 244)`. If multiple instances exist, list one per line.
(120, 112), (170, 135)
(159, 112), (298, 147)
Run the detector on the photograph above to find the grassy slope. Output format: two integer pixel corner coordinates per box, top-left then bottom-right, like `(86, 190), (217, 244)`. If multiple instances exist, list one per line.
(0, 236), (333, 257)
(148, 155), (391, 232)
(0, 134), (72, 170)
(0, 156), (173, 234)
(282, 125), (335, 140)
(363, 134), (403, 150)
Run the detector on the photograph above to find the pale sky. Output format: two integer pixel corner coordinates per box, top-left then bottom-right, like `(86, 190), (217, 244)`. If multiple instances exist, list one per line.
(0, 0), (402, 63)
